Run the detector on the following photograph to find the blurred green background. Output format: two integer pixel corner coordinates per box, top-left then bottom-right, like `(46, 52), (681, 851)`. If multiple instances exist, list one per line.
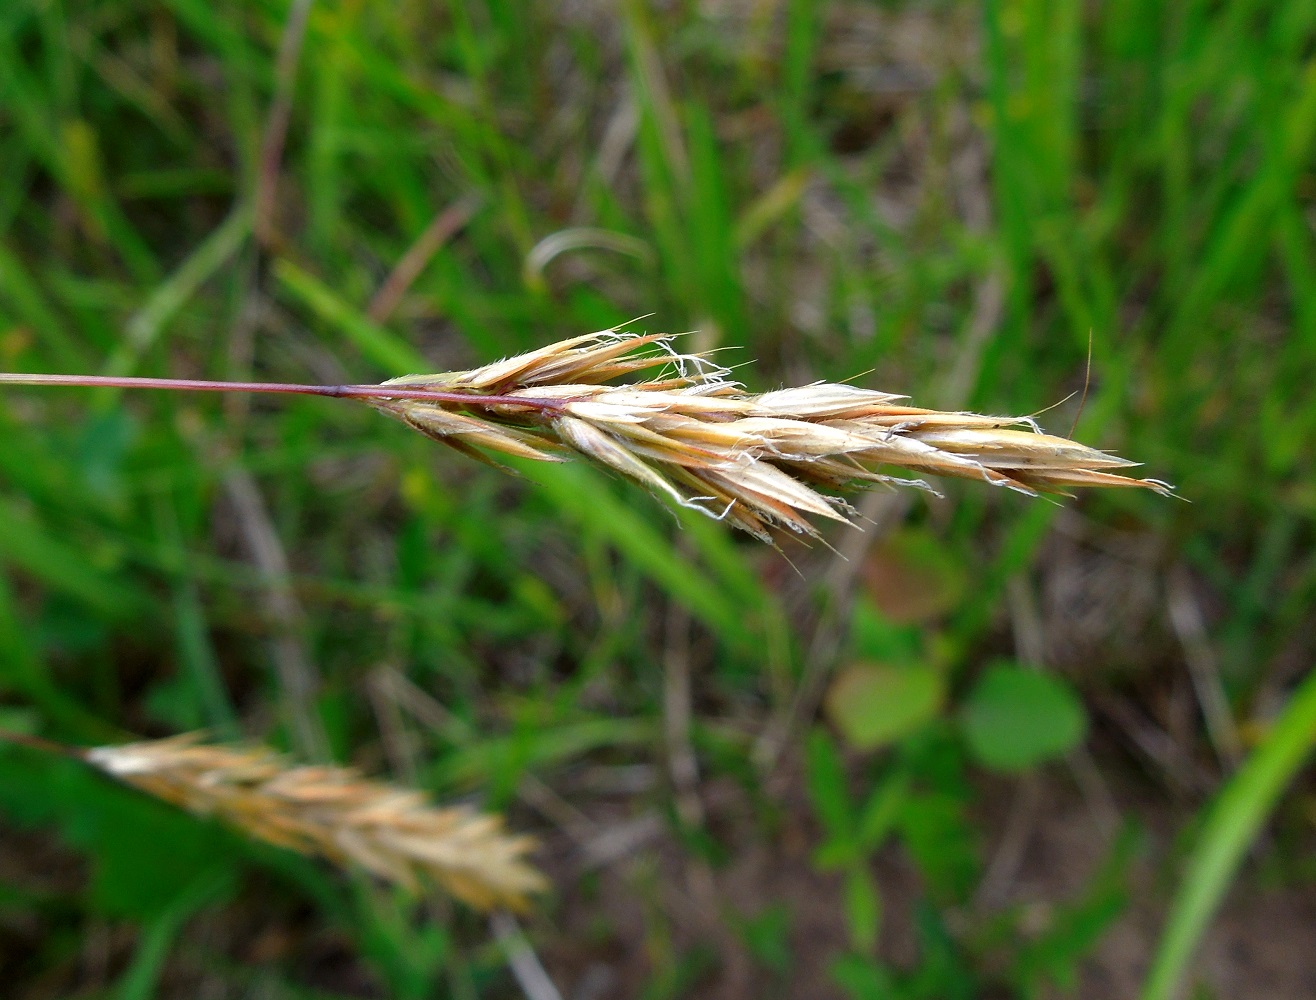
(1, 1), (1314, 997)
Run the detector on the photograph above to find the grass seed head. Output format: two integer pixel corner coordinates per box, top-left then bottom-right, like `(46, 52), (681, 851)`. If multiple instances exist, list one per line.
(375, 329), (1172, 540)
(86, 735), (546, 911)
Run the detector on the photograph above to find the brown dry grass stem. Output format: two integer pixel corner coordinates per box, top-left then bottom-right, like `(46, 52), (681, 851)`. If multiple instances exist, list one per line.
(0, 730), (545, 912)
(0, 329), (1171, 541)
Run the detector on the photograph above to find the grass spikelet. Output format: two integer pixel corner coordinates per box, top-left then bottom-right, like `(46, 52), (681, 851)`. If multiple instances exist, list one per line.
(373, 329), (1173, 541)
(83, 734), (546, 911)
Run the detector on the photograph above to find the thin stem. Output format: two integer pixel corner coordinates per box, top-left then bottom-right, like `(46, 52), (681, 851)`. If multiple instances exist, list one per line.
(0, 373), (567, 411)
(0, 729), (82, 759)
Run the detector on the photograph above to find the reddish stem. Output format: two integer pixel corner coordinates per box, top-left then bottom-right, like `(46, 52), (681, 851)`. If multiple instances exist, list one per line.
(0, 373), (565, 412)
(0, 729), (82, 759)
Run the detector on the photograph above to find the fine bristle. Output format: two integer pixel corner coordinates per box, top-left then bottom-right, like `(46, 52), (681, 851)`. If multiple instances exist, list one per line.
(375, 330), (1172, 539)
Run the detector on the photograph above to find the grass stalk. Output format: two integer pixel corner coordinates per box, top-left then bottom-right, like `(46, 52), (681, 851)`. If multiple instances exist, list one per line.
(0, 330), (1171, 542)
(1140, 665), (1316, 1000)
(0, 372), (568, 410)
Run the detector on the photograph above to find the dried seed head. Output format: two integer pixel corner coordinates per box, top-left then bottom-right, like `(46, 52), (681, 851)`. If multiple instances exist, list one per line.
(373, 329), (1172, 540)
(86, 735), (546, 911)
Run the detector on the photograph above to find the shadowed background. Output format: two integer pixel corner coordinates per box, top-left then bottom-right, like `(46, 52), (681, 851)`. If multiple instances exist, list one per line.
(0, 1), (1314, 998)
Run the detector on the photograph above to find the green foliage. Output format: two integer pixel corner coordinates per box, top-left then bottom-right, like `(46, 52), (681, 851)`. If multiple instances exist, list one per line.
(959, 663), (1089, 773)
(806, 729), (907, 951)
(735, 902), (793, 977)
(826, 663), (945, 751)
(0, 0), (1313, 995)
(831, 904), (979, 1000)
(1143, 666), (1316, 1000)
(961, 824), (1142, 998)
(0, 748), (239, 920)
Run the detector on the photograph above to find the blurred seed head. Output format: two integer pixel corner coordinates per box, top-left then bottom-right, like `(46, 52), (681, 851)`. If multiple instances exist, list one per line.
(87, 735), (546, 911)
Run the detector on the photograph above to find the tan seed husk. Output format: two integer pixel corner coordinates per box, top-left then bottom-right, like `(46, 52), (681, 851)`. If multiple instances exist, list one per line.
(373, 330), (1172, 541)
(86, 735), (546, 911)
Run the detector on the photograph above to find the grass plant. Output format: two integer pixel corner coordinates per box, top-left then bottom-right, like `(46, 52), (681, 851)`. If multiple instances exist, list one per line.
(1, 329), (1171, 543)
(0, 1), (1312, 997)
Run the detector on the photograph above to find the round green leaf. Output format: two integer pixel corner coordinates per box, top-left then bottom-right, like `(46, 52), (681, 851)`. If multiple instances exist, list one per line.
(960, 663), (1088, 772)
(826, 662), (945, 750)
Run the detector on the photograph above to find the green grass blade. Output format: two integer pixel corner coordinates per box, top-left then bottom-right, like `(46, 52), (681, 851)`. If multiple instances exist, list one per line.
(273, 257), (423, 374)
(0, 497), (146, 620)
(99, 201), (252, 386)
(522, 462), (755, 651)
(155, 497), (240, 737)
(114, 870), (233, 1000)
(0, 568), (111, 738)
(1141, 665), (1316, 1000)
(0, 239), (88, 369)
